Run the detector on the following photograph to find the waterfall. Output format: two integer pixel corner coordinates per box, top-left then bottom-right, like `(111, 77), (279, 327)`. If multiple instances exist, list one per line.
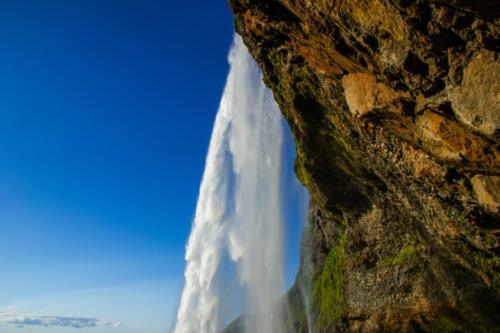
(173, 34), (285, 333)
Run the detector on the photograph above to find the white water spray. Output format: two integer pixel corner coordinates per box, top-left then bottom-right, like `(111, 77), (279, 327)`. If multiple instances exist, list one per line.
(173, 35), (285, 333)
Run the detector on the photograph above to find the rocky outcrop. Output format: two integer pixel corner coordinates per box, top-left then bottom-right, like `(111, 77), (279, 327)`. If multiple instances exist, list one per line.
(229, 0), (500, 332)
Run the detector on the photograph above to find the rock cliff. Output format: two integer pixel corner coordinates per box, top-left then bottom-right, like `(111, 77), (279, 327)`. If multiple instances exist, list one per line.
(229, 1), (500, 332)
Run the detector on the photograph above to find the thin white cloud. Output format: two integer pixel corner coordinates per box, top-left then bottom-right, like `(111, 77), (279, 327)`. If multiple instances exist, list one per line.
(0, 309), (121, 329)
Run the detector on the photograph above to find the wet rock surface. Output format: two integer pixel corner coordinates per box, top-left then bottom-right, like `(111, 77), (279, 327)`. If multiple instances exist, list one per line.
(229, 0), (499, 332)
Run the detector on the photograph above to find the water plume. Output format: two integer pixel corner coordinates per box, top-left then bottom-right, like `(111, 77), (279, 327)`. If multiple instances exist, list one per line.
(173, 34), (285, 333)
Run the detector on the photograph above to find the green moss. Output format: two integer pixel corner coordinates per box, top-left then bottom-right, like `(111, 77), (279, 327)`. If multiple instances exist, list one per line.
(295, 146), (310, 187)
(312, 233), (346, 329)
(382, 244), (419, 266)
(294, 142), (328, 211)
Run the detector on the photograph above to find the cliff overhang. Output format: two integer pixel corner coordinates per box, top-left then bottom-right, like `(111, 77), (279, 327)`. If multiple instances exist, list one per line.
(229, 1), (500, 332)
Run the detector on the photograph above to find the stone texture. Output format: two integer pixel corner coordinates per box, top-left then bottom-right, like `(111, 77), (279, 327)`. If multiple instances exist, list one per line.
(449, 50), (500, 136)
(342, 73), (405, 117)
(229, 0), (500, 332)
(472, 175), (500, 214)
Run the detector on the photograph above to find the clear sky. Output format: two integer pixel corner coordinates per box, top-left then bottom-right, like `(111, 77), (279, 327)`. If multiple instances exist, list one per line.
(0, 1), (305, 332)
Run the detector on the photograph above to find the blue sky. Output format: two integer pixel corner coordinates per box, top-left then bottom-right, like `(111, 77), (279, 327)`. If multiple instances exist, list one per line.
(0, 1), (306, 332)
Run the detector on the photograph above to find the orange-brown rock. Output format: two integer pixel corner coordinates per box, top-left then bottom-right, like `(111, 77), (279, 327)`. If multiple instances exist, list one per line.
(229, 0), (500, 332)
(472, 175), (500, 214)
(449, 50), (500, 137)
(342, 73), (406, 117)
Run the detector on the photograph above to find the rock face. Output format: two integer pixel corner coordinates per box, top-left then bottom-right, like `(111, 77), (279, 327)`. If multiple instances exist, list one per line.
(229, 0), (500, 332)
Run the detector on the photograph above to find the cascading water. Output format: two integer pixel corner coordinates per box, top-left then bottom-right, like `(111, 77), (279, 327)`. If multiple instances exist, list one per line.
(173, 35), (286, 333)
